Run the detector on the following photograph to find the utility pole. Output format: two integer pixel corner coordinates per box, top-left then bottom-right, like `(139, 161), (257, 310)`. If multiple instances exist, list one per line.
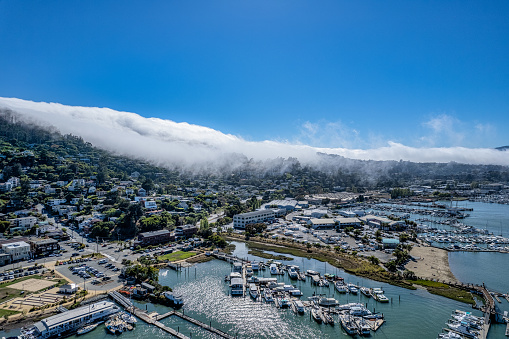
(96, 236), (99, 254)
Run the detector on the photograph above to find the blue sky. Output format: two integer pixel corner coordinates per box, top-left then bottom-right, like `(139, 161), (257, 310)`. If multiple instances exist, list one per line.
(0, 0), (508, 149)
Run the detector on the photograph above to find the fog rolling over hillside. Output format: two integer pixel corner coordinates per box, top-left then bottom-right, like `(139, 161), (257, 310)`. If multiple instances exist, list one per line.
(0, 97), (508, 178)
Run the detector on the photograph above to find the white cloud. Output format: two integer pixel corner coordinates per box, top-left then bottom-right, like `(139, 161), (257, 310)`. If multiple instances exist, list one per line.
(0, 97), (508, 167)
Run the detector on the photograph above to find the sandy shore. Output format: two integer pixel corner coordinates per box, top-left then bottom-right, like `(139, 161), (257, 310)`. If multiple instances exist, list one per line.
(405, 244), (459, 283)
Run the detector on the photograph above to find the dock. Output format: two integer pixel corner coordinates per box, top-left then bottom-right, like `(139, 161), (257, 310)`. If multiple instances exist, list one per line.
(505, 322), (509, 336)
(109, 291), (233, 339)
(366, 318), (384, 331)
(493, 293), (502, 303)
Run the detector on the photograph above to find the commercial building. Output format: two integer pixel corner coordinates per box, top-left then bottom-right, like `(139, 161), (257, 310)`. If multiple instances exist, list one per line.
(336, 217), (362, 228)
(137, 230), (175, 246)
(307, 218), (336, 230)
(29, 238), (61, 257)
(233, 210), (275, 230)
(2, 241), (30, 261)
(33, 301), (120, 338)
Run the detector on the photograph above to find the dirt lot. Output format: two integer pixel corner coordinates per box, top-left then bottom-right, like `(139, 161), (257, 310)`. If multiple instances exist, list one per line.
(9, 278), (56, 292)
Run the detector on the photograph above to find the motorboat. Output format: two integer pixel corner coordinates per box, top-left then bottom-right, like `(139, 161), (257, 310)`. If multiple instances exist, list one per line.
(120, 312), (137, 325)
(77, 323), (99, 335)
(347, 283), (359, 294)
(311, 307), (322, 323)
(373, 292), (389, 303)
(270, 263), (279, 275)
(292, 300), (305, 314)
(277, 297), (290, 308)
(339, 313), (358, 335)
(446, 321), (480, 339)
(335, 282), (348, 293)
(360, 287), (371, 297)
(263, 289), (274, 302)
(288, 266), (299, 279)
(249, 283), (259, 299)
(306, 270), (319, 276)
(251, 261), (260, 271)
(318, 297), (338, 307)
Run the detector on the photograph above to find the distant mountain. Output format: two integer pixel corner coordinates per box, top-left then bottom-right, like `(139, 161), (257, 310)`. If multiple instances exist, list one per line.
(496, 146), (509, 151)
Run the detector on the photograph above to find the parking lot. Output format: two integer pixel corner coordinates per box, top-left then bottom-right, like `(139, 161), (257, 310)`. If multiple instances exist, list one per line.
(55, 256), (123, 291)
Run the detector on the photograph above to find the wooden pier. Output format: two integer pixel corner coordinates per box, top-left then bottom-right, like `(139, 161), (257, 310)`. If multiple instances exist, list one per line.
(109, 291), (233, 339)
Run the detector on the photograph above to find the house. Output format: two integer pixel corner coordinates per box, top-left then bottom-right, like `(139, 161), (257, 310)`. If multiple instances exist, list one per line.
(144, 200), (157, 210)
(138, 188), (146, 197)
(59, 283), (78, 294)
(8, 216), (37, 232)
(233, 210), (275, 229)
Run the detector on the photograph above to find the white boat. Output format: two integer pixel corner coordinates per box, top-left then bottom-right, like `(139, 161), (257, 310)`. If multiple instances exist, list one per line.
(306, 270), (319, 276)
(339, 313), (358, 335)
(164, 291), (184, 306)
(293, 300), (305, 314)
(446, 322), (480, 339)
(373, 292), (389, 303)
(335, 282), (348, 293)
(263, 289), (274, 302)
(289, 289), (303, 296)
(319, 297), (338, 307)
(120, 312), (137, 324)
(278, 297), (290, 308)
(77, 323), (99, 335)
(360, 287), (371, 297)
(311, 307), (322, 323)
(347, 283), (359, 294)
(249, 283), (258, 299)
(288, 267), (299, 279)
(251, 261), (260, 271)
(270, 263), (279, 275)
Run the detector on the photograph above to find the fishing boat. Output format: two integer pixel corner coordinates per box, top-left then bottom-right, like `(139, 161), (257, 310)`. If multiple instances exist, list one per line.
(77, 323), (99, 335)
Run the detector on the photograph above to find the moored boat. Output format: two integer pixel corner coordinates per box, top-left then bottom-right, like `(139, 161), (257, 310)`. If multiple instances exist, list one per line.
(77, 323), (99, 335)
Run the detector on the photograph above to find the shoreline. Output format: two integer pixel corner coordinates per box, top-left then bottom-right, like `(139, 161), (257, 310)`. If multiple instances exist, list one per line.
(404, 244), (459, 284)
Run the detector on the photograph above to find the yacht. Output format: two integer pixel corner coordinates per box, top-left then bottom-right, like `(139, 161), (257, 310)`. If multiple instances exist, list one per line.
(288, 266), (299, 279)
(311, 307), (322, 323)
(360, 287), (371, 297)
(446, 321), (480, 339)
(263, 289), (274, 302)
(339, 313), (358, 336)
(335, 282), (348, 293)
(318, 297), (338, 307)
(270, 263), (279, 275)
(249, 283), (259, 299)
(164, 291), (184, 306)
(347, 283), (359, 294)
(292, 300), (305, 314)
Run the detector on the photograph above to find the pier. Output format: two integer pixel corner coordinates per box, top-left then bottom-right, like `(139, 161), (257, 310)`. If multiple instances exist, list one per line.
(109, 290), (233, 339)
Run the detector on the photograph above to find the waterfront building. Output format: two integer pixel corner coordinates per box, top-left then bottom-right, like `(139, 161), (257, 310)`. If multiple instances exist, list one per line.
(33, 301), (120, 338)
(233, 210), (275, 229)
(175, 225), (198, 238)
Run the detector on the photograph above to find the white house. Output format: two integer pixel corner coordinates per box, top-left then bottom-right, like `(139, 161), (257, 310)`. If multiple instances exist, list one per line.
(144, 200), (157, 210)
(59, 283), (78, 294)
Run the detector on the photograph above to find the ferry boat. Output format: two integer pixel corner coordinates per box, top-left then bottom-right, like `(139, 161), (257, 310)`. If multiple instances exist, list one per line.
(164, 291), (184, 306)
(77, 323), (99, 335)
(270, 263), (279, 275)
(249, 283), (258, 299)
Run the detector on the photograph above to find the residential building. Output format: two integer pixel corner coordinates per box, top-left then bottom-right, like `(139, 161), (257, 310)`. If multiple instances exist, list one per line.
(144, 200), (157, 210)
(175, 225), (198, 238)
(233, 210), (275, 229)
(2, 241), (30, 261)
(8, 216), (37, 232)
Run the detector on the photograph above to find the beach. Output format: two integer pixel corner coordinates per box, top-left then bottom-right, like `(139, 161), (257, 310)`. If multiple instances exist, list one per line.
(405, 244), (459, 284)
